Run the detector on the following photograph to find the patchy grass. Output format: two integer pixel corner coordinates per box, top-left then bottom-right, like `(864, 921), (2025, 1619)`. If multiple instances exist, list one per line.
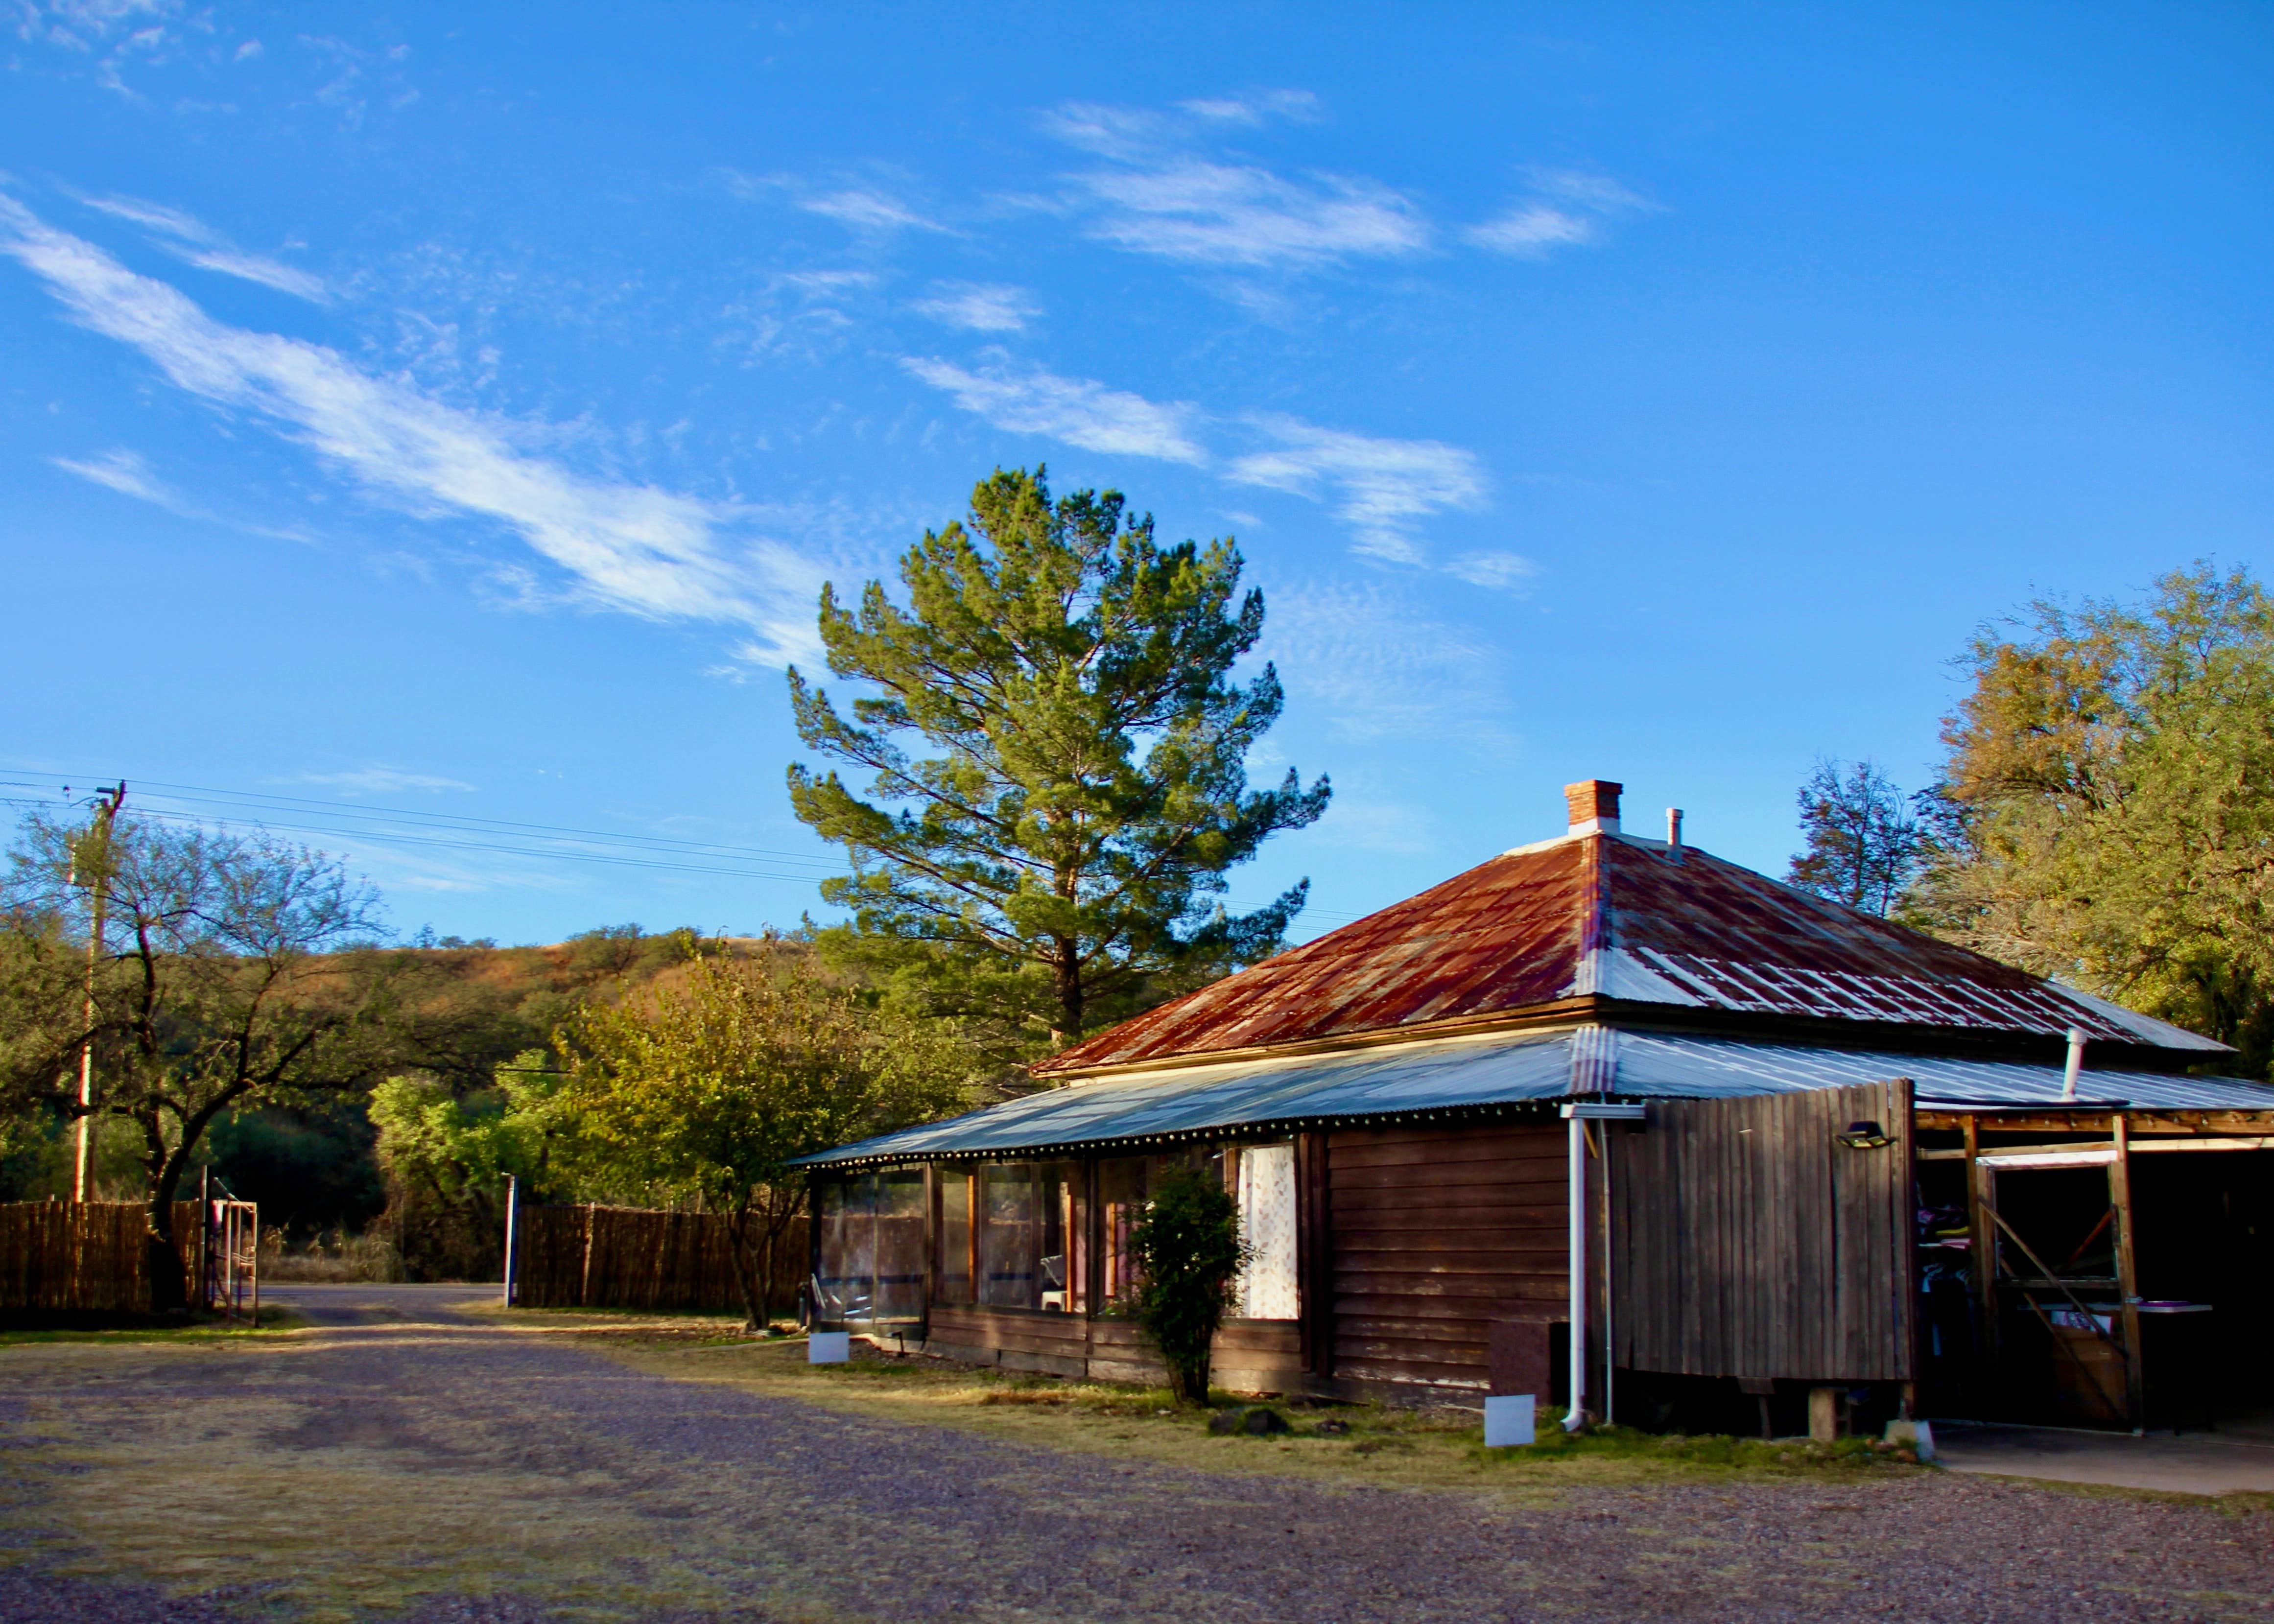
(516, 1310), (1930, 1499)
(0, 1305), (312, 1347)
(0, 1324), (801, 1623)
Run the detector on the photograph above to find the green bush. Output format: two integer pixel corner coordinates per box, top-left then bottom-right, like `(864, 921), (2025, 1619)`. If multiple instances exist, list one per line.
(1128, 1165), (1248, 1406)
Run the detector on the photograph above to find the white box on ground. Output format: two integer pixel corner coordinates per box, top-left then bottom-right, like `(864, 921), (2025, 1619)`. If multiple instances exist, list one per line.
(1485, 1394), (1536, 1448)
(1884, 1418), (1936, 1461)
(807, 1331), (851, 1364)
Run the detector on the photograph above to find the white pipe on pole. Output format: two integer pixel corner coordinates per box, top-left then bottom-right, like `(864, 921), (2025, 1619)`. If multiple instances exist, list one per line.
(2061, 1027), (2087, 1103)
(501, 1174), (519, 1307)
(1565, 1109), (1587, 1431)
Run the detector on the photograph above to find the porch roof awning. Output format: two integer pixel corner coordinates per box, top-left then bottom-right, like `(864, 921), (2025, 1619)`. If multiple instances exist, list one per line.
(792, 1026), (2274, 1169)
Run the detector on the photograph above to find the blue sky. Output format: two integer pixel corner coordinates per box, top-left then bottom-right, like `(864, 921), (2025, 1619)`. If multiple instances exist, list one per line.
(2, 3), (2268, 945)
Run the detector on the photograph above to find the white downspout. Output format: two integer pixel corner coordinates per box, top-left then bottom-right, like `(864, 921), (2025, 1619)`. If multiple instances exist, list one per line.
(1561, 1100), (1646, 1432)
(1565, 1107), (1587, 1431)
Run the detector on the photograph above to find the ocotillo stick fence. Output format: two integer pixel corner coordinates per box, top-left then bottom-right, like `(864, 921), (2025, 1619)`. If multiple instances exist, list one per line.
(0, 1200), (246, 1316)
(509, 1203), (807, 1316)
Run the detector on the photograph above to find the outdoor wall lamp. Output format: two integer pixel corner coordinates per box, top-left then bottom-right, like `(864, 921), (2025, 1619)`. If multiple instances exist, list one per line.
(1836, 1120), (1893, 1150)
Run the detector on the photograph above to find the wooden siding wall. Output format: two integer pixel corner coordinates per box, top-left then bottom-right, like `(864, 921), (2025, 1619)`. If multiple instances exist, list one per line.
(1611, 1081), (1914, 1382)
(1323, 1121), (1568, 1392)
(514, 1204), (808, 1313)
(0, 1202), (200, 1315)
(923, 1304), (1303, 1391)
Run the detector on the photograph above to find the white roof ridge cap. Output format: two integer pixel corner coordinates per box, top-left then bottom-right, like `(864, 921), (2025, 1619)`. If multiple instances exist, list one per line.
(1501, 833), (1577, 857)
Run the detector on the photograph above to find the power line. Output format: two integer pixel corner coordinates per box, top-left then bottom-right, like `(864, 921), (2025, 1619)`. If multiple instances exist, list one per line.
(0, 775), (844, 869)
(0, 772), (1370, 922)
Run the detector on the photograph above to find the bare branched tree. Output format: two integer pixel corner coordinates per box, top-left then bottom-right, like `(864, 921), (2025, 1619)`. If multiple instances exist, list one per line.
(1786, 758), (1926, 917)
(4, 813), (389, 1310)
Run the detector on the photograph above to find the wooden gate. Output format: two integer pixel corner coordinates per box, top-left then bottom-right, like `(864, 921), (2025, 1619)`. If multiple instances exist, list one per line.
(207, 1200), (259, 1322)
(1611, 1081), (1915, 1382)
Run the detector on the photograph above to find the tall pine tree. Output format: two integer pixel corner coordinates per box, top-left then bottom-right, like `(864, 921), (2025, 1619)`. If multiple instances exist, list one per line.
(787, 468), (1328, 1059)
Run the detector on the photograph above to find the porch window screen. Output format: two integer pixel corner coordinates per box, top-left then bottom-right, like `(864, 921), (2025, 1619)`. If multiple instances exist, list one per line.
(1099, 1156), (1148, 1305)
(1235, 1143), (1299, 1320)
(977, 1161), (1086, 1312)
(935, 1171), (972, 1305)
(813, 1169), (927, 1324)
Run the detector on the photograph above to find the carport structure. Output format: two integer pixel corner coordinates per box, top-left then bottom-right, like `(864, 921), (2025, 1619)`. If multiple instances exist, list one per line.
(800, 780), (2274, 1435)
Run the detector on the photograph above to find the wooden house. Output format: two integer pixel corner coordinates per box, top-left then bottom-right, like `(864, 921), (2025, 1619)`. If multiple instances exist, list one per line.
(799, 780), (2274, 1433)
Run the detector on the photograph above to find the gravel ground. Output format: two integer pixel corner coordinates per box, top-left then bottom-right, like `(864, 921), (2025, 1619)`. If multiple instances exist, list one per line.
(0, 1285), (2268, 1623)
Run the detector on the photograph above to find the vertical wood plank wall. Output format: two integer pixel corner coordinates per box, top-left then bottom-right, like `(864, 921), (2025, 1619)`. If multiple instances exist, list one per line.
(1323, 1121), (1569, 1391)
(1611, 1081), (1914, 1382)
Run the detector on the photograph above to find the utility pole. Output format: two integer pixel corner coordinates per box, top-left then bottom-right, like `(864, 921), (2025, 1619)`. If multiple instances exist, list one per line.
(68, 783), (125, 1203)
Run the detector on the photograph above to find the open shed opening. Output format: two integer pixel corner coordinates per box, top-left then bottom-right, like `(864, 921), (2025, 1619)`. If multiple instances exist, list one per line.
(1916, 1110), (2274, 1434)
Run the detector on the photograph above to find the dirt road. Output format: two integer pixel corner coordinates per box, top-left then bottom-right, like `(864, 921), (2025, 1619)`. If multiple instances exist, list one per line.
(0, 1285), (2267, 1622)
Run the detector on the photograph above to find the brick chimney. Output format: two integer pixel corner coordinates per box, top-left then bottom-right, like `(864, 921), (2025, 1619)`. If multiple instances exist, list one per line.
(1564, 779), (1622, 837)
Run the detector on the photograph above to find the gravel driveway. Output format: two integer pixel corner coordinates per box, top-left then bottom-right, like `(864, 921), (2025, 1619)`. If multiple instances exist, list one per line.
(0, 1285), (2267, 1623)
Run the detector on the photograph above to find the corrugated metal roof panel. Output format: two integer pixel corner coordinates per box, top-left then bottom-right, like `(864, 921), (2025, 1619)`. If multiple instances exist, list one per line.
(1035, 832), (2223, 1075)
(1614, 1032), (2274, 1111)
(798, 1027), (2274, 1166)
(795, 1031), (1579, 1166)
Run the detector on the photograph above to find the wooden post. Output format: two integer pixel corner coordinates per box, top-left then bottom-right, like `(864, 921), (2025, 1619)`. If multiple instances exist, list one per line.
(500, 1175), (518, 1308)
(2110, 1113), (2145, 1433)
(1963, 1115), (1997, 1395)
(1808, 1385), (1840, 1443)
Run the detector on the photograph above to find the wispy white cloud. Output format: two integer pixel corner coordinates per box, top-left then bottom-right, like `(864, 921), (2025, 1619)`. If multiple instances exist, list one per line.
(800, 187), (946, 233)
(293, 767), (475, 795)
(80, 192), (330, 302)
(300, 34), (420, 127)
(910, 281), (1041, 333)
(52, 446), (182, 507)
(1467, 204), (1597, 256)
(1, 192), (825, 665)
(1043, 98), (1428, 271)
(1465, 169), (1652, 259)
(901, 352), (1207, 465)
(14, 0), (181, 91)
(1443, 551), (1538, 591)
(1079, 162), (1427, 269)
(1229, 415), (1489, 565)
(722, 170), (947, 235)
(16, 3), (270, 95)
(52, 444), (315, 542)
(718, 269), (877, 364)
(1314, 796), (1433, 854)
(1175, 89), (1324, 126)
(1265, 580), (1506, 742)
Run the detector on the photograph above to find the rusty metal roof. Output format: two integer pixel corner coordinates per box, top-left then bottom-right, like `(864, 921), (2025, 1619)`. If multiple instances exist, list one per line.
(795, 1024), (2274, 1168)
(1034, 832), (2225, 1076)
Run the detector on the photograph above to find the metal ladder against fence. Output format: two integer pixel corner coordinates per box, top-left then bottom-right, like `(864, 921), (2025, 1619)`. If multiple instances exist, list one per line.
(207, 1200), (259, 1323)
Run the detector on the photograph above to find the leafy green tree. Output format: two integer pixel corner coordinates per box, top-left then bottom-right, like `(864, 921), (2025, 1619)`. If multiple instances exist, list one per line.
(787, 467), (1329, 1058)
(1786, 758), (1926, 916)
(367, 1049), (576, 1277)
(3, 812), (394, 1308)
(555, 958), (977, 1327)
(1128, 1165), (1248, 1405)
(1910, 562), (2274, 1073)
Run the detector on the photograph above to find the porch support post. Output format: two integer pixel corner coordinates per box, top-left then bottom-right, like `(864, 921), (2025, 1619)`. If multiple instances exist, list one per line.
(1963, 1114), (1997, 1391)
(2111, 1113), (2145, 1433)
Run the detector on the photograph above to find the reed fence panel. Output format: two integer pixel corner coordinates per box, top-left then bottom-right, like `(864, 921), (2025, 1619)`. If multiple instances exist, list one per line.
(513, 1204), (808, 1315)
(0, 1201), (202, 1315)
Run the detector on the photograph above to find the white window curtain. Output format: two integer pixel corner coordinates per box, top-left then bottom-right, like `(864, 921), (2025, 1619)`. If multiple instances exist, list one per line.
(1235, 1143), (1300, 1320)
